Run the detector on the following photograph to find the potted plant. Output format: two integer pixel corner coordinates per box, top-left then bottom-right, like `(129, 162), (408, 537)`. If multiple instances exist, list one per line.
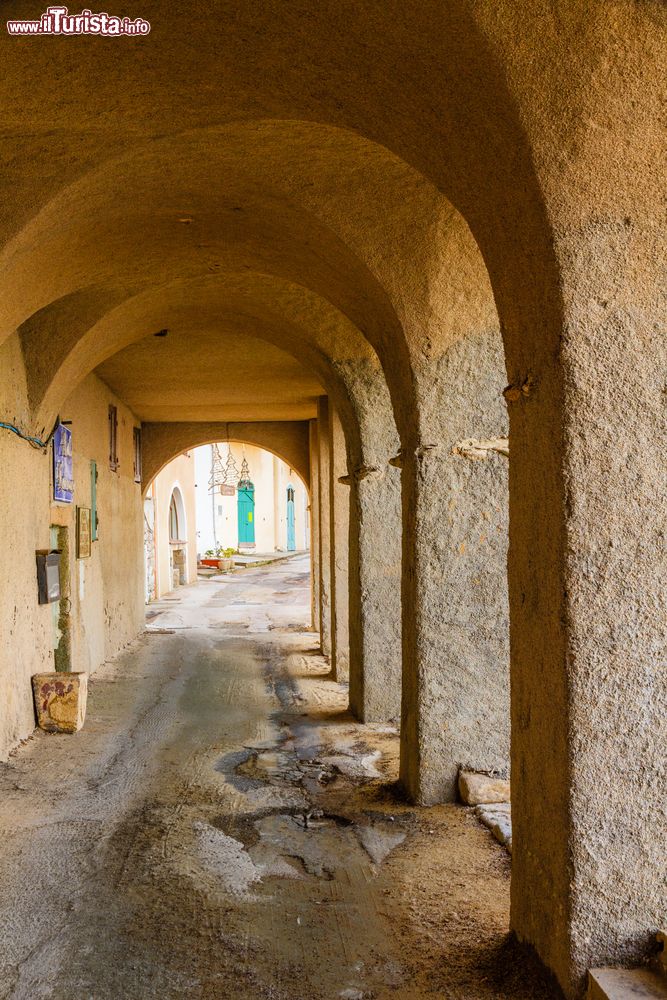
(200, 548), (220, 568)
(217, 546), (236, 571)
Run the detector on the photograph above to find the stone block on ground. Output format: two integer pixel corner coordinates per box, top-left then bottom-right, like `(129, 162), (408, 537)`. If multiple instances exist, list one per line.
(459, 769), (510, 805)
(588, 968), (667, 999)
(474, 802), (512, 853)
(32, 672), (88, 733)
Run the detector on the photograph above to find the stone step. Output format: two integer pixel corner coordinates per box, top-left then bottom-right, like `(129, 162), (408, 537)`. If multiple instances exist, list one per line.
(474, 802), (512, 853)
(588, 968), (667, 999)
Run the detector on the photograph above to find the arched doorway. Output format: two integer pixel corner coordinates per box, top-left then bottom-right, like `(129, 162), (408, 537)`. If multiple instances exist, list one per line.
(286, 485), (296, 551)
(237, 480), (255, 549)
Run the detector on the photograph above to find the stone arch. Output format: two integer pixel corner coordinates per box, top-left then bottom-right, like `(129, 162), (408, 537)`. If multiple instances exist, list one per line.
(142, 422), (311, 497)
(8, 120), (508, 442)
(29, 271), (396, 473)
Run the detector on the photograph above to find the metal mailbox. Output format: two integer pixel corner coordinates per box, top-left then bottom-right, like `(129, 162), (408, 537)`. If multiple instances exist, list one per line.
(36, 550), (62, 605)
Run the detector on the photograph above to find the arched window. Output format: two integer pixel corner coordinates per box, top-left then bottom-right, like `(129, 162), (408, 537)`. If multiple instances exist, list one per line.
(169, 487), (185, 542)
(169, 493), (179, 541)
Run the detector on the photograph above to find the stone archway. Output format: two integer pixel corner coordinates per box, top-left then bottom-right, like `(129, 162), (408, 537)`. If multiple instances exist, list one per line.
(142, 422), (312, 496)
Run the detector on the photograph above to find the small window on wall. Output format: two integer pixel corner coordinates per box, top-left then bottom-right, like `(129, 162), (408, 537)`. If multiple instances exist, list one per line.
(133, 427), (142, 483)
(108, 404), (118, 471)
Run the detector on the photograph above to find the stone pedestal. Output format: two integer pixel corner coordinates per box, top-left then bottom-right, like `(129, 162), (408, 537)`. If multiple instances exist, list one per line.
(32, 672), (88, 733)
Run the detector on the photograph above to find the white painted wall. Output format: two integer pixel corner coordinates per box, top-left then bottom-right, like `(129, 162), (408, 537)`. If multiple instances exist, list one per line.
(147, 452), (198, 599)
(194, 445), (217, 556)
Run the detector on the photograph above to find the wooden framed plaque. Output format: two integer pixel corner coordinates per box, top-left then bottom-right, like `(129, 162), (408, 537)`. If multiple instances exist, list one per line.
(77, 506), (92, 559)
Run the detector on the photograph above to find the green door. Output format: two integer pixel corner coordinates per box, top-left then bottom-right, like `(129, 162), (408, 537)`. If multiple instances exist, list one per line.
(286, 486), (296, 550)
(237, 482), (255, 546)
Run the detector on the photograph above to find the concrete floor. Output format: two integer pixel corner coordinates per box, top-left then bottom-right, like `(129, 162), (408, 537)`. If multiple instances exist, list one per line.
(0, 557), (557, 999)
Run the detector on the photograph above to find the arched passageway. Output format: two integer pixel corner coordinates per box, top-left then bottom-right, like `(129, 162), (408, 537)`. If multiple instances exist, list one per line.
(144, 443), (311, 603)
(0, 5), (663, 998)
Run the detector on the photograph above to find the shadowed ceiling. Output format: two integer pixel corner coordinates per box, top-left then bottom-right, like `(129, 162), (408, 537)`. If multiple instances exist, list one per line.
(95, 325), (322, 423)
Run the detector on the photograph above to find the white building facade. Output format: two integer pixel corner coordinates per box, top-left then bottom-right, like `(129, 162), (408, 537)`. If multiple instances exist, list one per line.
(144, 451), (198, 601)
(194, 444), (309, 556)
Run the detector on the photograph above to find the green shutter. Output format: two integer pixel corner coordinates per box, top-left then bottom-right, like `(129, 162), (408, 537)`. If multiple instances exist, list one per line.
(91, 460), (98, 541)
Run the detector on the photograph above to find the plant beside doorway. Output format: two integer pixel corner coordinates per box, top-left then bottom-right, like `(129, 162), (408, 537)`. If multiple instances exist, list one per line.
(217, 545), (237, 570)
(201, 546), (237, 571)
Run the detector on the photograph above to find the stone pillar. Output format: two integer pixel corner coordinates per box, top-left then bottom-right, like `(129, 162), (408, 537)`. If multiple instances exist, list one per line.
(399, 330), (510, 805)
(328, 407), (349, 682)
(348, 464), (402, 722)
(308, 419), (320, 632)
(316, 397), (332, 657)
(508, 224), (667, 997)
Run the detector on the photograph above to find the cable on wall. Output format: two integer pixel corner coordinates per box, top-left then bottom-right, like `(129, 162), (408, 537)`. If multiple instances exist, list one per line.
(0, 415), (60, 451)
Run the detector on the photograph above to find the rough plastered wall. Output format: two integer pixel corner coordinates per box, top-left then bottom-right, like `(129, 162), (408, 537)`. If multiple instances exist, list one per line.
(0, 338), (144, 759)
(151, 451), (197, 599)
(0, 335), (52, 758)
(44, 375), (144, 674)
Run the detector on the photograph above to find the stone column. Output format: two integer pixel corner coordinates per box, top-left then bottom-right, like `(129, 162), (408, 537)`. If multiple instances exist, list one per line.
(399, 330), (510, 805)
(347, 464), (402, 722)
(328, 406), (349, 682)
(316, 397), (332, 657)
(508, 223), (667, 998)
(308, 419), (320, 633)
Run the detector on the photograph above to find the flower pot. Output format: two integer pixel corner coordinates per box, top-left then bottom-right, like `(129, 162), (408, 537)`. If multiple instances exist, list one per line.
(32, 672), (88, 733)
(218, 558), (234, 571)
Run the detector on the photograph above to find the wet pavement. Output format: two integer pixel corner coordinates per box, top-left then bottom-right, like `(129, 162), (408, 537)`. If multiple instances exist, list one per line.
(0, 557), (557, 1000)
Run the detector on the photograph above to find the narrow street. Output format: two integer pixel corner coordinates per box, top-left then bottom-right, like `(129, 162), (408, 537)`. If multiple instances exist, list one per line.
(0, 558), (554, 1000)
